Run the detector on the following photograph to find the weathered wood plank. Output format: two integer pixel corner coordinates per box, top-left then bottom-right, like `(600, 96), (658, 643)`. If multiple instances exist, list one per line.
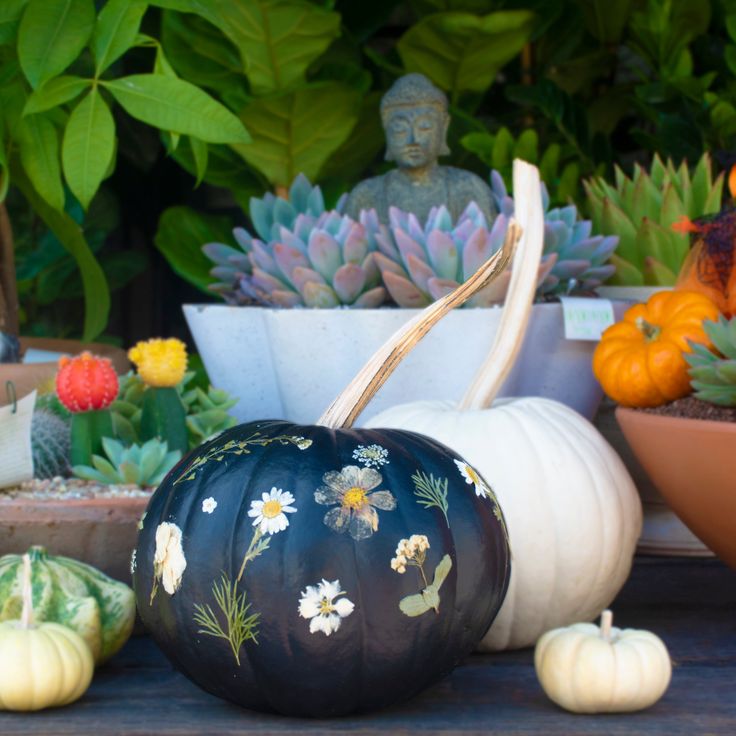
(1, 556), (734, 735)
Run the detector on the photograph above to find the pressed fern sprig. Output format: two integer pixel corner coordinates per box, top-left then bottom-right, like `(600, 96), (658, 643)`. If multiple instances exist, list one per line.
(411, 470), (449, 526)
(193, 574), (260, 666)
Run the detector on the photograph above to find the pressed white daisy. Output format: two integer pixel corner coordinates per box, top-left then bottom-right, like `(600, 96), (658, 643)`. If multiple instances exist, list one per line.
(454, 459), (487, 498)
(352, 444), (389, 468)
(298, 579), (354, 636)
(202, 497), (218, 514)
(248, 487), (297, 535)
(153, 522), (186, 595)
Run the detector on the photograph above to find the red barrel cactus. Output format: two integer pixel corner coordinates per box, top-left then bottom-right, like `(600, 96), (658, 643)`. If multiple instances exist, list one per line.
(56, 352), (119, 412)
(56, 352), (119, 467)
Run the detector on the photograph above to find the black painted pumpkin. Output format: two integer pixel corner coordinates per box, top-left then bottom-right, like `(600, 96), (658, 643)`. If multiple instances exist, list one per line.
(133, 214), (524, 717)
(134, 420), (509, 716)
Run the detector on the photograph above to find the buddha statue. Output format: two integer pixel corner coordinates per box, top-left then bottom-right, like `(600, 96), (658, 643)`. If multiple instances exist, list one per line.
(344, 73), (497, 225)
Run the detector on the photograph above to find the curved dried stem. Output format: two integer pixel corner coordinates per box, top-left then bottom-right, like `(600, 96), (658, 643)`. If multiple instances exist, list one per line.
(459, 160), (545, 410)
(318, 221), (522, 429)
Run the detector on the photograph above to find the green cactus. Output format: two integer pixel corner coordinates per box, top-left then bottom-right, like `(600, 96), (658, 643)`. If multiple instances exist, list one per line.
(181, 384), (238, 448)
(686, 316), (736, 406)
(31, 408), (71, 479)
(584, 153), (724, 286)
(72, 438), (181, 487)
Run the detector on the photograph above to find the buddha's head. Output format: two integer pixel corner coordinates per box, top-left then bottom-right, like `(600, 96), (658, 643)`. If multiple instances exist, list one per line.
(381, 73), (450, 171)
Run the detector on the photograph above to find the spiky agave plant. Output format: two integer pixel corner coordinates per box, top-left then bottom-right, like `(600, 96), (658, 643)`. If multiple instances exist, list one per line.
(584, 153), (724, 286)
(686, 315), (736, 406)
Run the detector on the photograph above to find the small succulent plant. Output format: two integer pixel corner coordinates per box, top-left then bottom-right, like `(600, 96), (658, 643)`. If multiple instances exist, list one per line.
(31, 409), (71, 479)
(72, 437), (181, 487)
(686, 316), (736, 406)
(584, 153), (724, 286)
(490, 170), (618, 296)
(182, 384), (238, 447)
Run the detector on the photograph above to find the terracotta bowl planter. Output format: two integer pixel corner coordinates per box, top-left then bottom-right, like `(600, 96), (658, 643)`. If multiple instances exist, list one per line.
(0, 494), (150, 585)
(616, 407), (736, 569)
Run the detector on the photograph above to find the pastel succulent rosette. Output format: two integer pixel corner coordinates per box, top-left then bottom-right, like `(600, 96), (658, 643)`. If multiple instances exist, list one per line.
(315, 465), (396, 540)
(298, 579), (355, 636)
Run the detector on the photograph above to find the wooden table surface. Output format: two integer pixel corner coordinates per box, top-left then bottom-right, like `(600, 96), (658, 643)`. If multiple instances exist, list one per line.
(2, 556), (734, 735)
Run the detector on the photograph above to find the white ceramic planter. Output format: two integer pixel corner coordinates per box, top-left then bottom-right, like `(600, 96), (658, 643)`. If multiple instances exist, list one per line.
(185, 303), (609, 425)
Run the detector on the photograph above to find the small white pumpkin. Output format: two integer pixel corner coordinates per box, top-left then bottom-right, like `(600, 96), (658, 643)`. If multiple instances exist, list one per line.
(535, 610), (672, 713)
(367, 160), (642, 650)
(0, 554), (93, 711)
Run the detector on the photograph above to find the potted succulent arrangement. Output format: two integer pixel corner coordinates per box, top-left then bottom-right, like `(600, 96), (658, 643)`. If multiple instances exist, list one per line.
(187, 75), (620, 426)
(593, 243), (736, 569)
(0, 338), (238, 583)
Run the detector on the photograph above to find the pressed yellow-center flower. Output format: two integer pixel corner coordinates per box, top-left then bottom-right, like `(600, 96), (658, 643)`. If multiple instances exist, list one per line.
(128, 338), (188, 388)
(343, 487), (368, 509)
(465, 465), (480, 485)
(261, 500), (283, 518)
(319, 597), (333, 614)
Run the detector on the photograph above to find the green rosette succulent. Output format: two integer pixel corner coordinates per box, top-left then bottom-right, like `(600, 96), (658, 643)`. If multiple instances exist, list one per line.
(0, 545), (135, 664)
(687, 316), (736, 406)
(584, 153), (724, 286)
(72, 438), (181, 487)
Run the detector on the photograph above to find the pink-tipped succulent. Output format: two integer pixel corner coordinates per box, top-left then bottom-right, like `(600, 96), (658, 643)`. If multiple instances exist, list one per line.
(203, 175), (386, 308)
(371, 202), (557, 308)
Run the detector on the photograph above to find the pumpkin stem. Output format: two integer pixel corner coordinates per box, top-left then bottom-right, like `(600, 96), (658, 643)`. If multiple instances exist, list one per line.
(316, 214), (524, 429)
(20, 553), (35, 629)
(459, 160), (546, 410)
(635, 316), (661, 342)
(600, 609), (613, 642)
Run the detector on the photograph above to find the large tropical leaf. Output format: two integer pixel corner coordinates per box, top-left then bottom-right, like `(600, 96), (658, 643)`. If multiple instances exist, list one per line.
(24, 75), (91, 115)
(103, 74), (251, 144)
(17, 0), (95, 88)
(62, 88), (116, 210)
(92, 0), (147, 75)
(11, 160), (109, 339)
(0, 0), (27, 46)
(151, 0), (340, 95)
(154, 206), (235, 293)
(397, 10), (535, 94)
(232, 82), (360, 186)
(17, 113), (65, 210)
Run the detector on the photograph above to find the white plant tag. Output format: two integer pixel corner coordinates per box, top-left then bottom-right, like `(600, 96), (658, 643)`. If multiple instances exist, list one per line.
(0, 390), (36, 489)
(560, 297), (615, 341)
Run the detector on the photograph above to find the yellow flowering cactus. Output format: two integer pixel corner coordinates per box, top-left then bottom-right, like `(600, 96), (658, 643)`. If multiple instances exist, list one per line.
(128, 338), (188, 456)
(128, 338), (188, 388)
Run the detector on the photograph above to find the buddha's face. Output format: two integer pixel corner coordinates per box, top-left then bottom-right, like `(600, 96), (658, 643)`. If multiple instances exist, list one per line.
(384, 106), (447, 170)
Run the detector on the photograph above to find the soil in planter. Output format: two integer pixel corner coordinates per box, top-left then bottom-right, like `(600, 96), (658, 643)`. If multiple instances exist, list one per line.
(1, 477), (153, 500)
(639, 396), (736, 423)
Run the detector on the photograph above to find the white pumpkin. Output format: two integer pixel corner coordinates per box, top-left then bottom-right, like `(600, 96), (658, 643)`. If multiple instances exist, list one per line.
(367, 396), (641, 649)
(535, 610), (672, 713)
(365, 160), (642, 650)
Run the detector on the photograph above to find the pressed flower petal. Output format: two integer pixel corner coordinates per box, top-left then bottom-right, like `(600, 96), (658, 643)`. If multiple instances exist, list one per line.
(262, 491), (271, 502)
(314, 486), (344, 505)
(349, 505), (378, 540)
(279, 491), (296, 506)
(319, 579), (341, 600)
(367, 490), (396, 510)
(251, 514), (263, 527)
(309, 615), (325, 634)
(281, 505), (297, 514)
(321, 470), (352, 493)
(358, 466), (383, 491)
(326, 613), (342, 634)
(323, 506), (351, 533)
(334, 597), (355, 617)
(340, 465), (363, 488)
(299, 595), (321, 619)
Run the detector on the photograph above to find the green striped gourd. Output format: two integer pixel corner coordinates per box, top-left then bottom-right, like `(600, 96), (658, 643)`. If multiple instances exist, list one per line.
(0, 546), (135, 664)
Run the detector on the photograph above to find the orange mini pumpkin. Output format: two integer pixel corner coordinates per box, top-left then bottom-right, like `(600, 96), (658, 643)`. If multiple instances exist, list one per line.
(593, 291), (720, 407)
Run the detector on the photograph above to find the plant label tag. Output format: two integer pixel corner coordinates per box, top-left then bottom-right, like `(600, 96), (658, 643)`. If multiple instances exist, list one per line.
(560, 297), (615, 341)
(0, 390), (36, 489)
